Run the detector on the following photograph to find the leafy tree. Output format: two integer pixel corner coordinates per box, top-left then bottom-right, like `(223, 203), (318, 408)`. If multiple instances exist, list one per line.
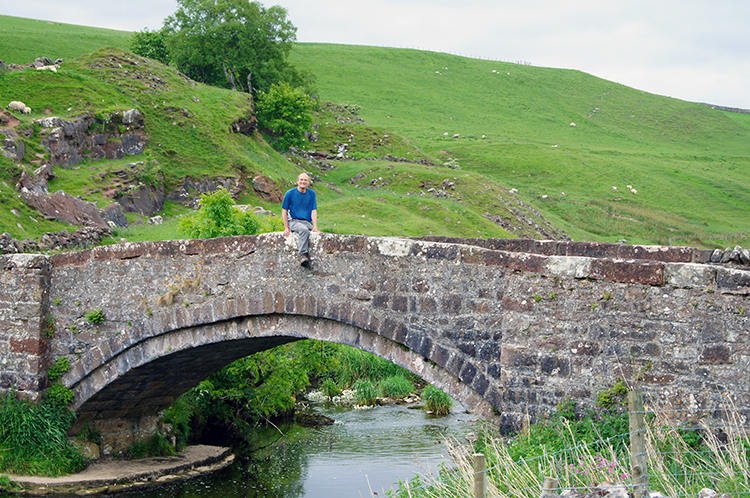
(130, 28), (171, 64)
(178, 188), (268, 238)
(255, 82), (315, 150)
(163, 0), (300, 94)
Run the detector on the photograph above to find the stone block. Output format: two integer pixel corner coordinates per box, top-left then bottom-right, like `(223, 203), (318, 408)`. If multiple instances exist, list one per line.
(544, 256), (591, 279)
(716, 268), (750, 295)
(590, 259), (664, 285)
(665, 263), (717, 289)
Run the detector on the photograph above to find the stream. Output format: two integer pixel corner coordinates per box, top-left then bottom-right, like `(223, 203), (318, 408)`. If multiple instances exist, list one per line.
(124, 402), (476, 497)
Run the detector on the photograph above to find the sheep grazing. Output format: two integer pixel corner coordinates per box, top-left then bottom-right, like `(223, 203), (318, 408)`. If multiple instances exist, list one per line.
(6, 101), (26, 112)
(630, 188), (637, 195)
(443, 132), (449, 136)
(570, 122), (576, 127)
(36, 65), (57, 72)
(452, 134), (460, 139)
(612, 186), (618, 191)
(23, 107), (31, 115)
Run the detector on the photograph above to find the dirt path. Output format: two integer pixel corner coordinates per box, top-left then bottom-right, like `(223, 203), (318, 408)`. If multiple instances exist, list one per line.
(3, 445), (232, 495)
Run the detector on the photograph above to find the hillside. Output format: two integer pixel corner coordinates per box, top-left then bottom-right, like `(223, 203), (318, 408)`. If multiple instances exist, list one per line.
(289, 43), (750, 247)
(1, 15), (748, 248)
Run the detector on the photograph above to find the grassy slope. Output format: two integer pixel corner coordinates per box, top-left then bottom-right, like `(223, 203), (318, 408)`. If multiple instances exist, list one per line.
(1, 15), (749, 247)
(289, 43), (750, 247)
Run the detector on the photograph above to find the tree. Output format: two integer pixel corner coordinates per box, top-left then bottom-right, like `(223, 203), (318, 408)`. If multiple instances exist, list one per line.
(163, 0), (299, 95)
(255, 82), (315, 150)
(130, 28), (171, 64)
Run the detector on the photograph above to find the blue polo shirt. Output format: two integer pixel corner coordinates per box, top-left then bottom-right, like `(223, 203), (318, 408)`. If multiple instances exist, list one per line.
(282, 187), (317, 222)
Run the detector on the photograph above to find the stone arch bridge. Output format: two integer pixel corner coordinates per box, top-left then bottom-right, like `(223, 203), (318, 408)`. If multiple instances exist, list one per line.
(2, 233), (749, 450)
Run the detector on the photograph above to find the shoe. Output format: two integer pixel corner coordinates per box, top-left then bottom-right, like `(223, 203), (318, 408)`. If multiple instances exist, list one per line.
(300, 253), (311, 267)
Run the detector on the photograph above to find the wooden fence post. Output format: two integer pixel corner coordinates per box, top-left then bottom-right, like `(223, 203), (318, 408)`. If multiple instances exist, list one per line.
(541, 477), (559, 498)
(628, 390), (649, 498)
(473, 453), (487, 498)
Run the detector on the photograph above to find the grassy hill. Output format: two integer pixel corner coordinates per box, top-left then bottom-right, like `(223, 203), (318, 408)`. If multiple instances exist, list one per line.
(1, 14), (748, 248)
(289, 43), (750, 247)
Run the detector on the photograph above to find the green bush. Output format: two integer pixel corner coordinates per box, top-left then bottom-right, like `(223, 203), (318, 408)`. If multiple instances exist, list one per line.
(379, 375), (414, 399)
(178, 188), (263, 239)
(353, 379), (377, 406)
(422, 385), (453, 416)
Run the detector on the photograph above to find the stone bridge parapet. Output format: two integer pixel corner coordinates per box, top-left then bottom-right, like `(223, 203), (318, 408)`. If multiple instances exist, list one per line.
(1, 234), (749, 447)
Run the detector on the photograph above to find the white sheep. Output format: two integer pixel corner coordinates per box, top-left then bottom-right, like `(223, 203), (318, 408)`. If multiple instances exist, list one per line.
(36, 65), (57, 72)
(612, 186), (618, 191)
(443, 132), (449, 136)
(453, 133), (460, 138)
(6, 101), (26, 112)
(631, 189), (637, 195)
(22, 107), (31, 115)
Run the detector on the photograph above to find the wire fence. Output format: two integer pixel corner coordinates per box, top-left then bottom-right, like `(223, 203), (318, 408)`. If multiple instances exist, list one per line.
(385, 392), (750, 498)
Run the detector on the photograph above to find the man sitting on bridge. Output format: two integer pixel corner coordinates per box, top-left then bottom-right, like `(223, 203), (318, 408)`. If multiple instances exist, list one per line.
(282, 172), (320, 267)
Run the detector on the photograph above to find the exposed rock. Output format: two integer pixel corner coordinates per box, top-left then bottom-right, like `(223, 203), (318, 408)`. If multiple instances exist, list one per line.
(167, 177), (242, 207)
(1, 128), (24, 161)
(0, 109), (21, 128)
(17, 165), (108, 228)
(0, 226), (109, 254)
(101, 203), (130, 228)
(230, 115), (257, 135)
(117, 185), (165, 216)
(295, 411), (335, 427)
(252, 175), (282, 203)
(21, 189), (108, 228)
(35, 112), (149, 167)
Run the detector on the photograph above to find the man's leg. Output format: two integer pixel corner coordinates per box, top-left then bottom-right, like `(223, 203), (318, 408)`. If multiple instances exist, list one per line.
(289, 219), (313, 264)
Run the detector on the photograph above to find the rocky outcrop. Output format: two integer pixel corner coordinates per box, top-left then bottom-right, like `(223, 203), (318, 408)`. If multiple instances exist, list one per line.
(16, 164), (108, 228)
(0, 226), (109, 254)
(35, 110), (149, 168)
(116, 185), (165, 216)
(167, 177), (242, 207)
(252, 175), (282, 203)
(0, 128), (25, 161)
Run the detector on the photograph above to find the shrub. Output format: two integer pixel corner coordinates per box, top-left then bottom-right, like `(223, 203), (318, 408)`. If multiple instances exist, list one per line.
(379, 375), (414, 399)
(178, 188), (263, 239)
(353, 379), (377, 406)
(422, 385), (453, 415)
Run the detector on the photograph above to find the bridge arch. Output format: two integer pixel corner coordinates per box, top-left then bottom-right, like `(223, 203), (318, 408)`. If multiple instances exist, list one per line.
(72, 313), (495, 429)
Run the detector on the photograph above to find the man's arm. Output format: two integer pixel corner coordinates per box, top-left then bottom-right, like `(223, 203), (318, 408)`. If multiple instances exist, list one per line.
(282, 208), (290, 236)
(311, 209), (319, 232)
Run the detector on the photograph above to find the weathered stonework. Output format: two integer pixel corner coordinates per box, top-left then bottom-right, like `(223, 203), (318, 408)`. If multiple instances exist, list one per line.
(1, 234), (749, 448)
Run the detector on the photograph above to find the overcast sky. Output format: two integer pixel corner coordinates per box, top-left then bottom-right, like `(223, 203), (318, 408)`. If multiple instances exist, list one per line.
(6, 0), (750, 109)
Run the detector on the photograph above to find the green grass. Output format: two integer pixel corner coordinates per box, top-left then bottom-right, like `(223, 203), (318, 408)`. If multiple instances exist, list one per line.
(421, 385), (453, 416)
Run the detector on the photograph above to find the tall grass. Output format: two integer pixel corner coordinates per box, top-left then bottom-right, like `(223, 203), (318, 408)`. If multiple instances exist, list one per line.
(389, 407), (750, 498)
(0, 393), (87, 476)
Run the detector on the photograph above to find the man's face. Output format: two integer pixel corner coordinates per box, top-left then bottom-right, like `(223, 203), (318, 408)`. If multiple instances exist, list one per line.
(297, 174), (310, 192)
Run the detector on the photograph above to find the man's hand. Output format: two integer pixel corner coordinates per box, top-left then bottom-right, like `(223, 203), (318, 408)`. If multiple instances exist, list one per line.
(284, 227), (291, 237)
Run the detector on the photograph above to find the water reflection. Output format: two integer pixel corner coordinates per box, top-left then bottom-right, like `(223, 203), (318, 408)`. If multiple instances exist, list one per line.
(119, 403), (474, 497)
